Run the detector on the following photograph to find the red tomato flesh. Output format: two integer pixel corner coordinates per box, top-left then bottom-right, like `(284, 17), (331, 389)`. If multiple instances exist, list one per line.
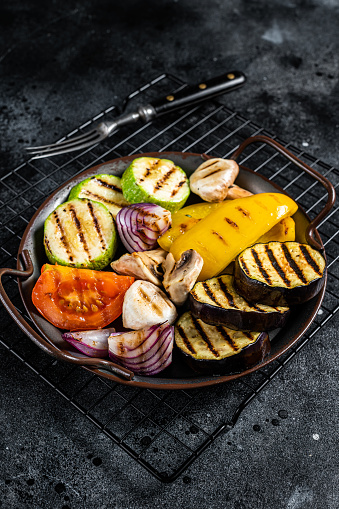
(32, 264), (134, 330)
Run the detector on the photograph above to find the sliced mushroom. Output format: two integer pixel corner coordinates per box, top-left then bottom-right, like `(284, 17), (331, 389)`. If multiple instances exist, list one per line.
(111, 249), (167, 286)
(163, 250), (204, 306)
(189, 158), (239, 202)
(122, 280), (177, 330)
(227, 184), (253, 199)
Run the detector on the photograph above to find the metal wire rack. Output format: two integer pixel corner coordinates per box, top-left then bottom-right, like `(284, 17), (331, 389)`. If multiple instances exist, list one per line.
(0, 73), (338, 483)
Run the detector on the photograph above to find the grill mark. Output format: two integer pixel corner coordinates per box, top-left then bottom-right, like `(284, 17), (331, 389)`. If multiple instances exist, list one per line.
(191, 316), (220, 358)
(69, 205), (91, 260)
(53, 211), (73, 262)
(83, 190), (121, 205)
(87, 200), (106, 251)
(224, 217), (239, 229)
(96, 178), (122, 193)
(171, 179), (186, 197)
(216, 326), (238, 351)
(281, 244), (308, 284)
(300, 245), (323, 276)
(202, 281), (223, 307)
(211, 230), (228, 245)
(251, 248), (272, 285)
(240, 258), (251, 276)
(154, 167), (176, 192)
(236, 206), (251, 218)
(44, 236), (52, 255)
(176, 324), (196, 354)
(265, 244), (291, 287)
(139, 288), (162, 314)
(201, 168), (221, 178)
(217, 278), (238, 308)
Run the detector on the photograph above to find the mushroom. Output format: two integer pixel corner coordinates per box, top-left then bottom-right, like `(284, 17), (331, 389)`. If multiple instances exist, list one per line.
(111, 249), (167, 286)
(122, 280), (177, 330)
(189, 158), (239, 202)
(163, 250), (204, 306)
(227, 184), (253, 199)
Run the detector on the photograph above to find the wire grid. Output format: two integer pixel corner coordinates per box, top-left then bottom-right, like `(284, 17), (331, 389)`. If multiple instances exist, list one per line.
(0, 73), (338, 483)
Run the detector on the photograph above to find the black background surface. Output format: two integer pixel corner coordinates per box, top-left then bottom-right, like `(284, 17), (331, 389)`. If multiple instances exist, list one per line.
(0, 1), (338, 508)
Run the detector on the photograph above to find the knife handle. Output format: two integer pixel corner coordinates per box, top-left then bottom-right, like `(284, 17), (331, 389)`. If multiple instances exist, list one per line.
(150, 71), (246, 116)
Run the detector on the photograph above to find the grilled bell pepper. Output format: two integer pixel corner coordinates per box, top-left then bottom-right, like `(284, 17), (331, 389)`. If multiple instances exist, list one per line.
(169, 193), (298, 281)
(158, 202), (222, 251)
(257, 216), (295, 244)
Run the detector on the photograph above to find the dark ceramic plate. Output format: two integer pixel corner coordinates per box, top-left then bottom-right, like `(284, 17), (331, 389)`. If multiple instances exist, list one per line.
(1, 136), (335, 389)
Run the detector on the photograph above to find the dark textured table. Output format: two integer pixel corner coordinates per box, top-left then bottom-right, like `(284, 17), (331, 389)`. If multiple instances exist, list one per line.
(0, 1), (338, 508)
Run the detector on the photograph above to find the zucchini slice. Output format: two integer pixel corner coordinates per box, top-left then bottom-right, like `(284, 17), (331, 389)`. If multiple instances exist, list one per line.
(44, 198), (117, 270)
(175, 312), (270, 375)
(189, 275), (290, 331)
(68, 174), (130, 218)
(235, 241), (326, 306)
(121, 157), (190, 212)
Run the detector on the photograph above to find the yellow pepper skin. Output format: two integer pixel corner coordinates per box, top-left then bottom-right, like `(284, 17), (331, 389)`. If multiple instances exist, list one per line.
(258, 216), (295, 244)
(158, 202), (223, 251)
(170, 193), (298, 281)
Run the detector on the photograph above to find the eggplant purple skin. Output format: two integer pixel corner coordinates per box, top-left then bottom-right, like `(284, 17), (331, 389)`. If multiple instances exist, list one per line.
(188, 293), (290, 332)
(234, 258), (326, 307)
(176, 332), (271, 376)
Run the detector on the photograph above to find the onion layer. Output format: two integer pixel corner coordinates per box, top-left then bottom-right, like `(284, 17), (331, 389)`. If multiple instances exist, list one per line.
(116, 203), (171, 253)
(62, 328), (115, 357)
(108, 322), (174, 375)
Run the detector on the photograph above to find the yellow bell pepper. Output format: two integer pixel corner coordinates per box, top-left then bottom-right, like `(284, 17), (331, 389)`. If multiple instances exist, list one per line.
(170, 193), (298, 281)
(158, 202), (223, 251)
(258, 216), (295, 244)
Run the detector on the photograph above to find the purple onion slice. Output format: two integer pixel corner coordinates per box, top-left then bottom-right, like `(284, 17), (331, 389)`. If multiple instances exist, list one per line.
(116, 203), (171, 253)
(62, 327), (115, 357)
(108, 321), (174, 375)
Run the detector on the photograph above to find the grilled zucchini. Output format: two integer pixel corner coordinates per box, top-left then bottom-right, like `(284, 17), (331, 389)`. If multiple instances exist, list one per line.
(175, 312), (270, 375)
(68, 174), (130, 218)
(189, 275), (290, 331)
(121, 157), (190, 212)
(44, 198), (117, 270)
(235, 241), (326, 306)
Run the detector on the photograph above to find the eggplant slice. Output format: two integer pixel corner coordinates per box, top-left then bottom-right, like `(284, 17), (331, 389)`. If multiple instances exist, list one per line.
(235, 241), (326, 306)
(175, 312), (270, 375)
(189, 275), (289, 331)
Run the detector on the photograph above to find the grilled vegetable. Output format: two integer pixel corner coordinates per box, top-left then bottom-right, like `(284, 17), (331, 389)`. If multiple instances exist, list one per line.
(116, 203), (171, 253)
(111, 248), (167, 286)
(122, 280), (177, 330)
(68, 174), (130, 218)
(235, 241), (326, 306)
(189, 158), (239, 202)
(226, 184), (253, 200)
(158, 202), (223, 251)
(121, 157), (190, 212)
(170, 193), (298, 281)
(175, 312), (270, 375)
(62, 328), (116, 357)
(32, 264), (134, 330)
(163, 250), (204, 306)
(44, 198), (117, 270)
(108, 322), (174, 375)
(189, 275), (290, 331)
(258, 217), (295, 243)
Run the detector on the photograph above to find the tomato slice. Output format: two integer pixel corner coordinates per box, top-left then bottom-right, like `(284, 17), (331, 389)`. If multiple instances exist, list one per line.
(32, 264), (134, 330)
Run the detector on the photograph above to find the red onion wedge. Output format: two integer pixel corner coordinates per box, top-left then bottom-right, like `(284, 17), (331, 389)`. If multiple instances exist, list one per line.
(116, 203), (171, 253)
(62, 328), (115, 357)
(108, 322), (174, 375)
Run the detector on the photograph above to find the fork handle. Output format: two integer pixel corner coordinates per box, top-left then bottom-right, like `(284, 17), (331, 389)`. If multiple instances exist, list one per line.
(150, 71), (246, 116)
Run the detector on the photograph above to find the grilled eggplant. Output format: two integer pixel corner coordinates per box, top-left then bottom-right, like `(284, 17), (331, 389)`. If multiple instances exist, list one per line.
(44, 198), (117, 270)
(68, 174), (130, 218)
(121, 157), (190, 212)
(235, 241), (326, 306)
(175, 312), (270, 375)
(189, 275), (289, 331)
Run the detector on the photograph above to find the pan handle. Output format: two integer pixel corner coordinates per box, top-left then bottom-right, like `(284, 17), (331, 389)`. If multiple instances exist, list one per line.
(230, 135), (336, 251)
(0, 249), (134, 381)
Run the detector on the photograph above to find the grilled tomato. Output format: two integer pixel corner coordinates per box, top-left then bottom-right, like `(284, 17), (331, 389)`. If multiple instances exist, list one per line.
(32, 264), (134, 330)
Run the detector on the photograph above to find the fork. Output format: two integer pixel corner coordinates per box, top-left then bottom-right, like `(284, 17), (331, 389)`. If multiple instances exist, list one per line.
(25, 71), (246, 159)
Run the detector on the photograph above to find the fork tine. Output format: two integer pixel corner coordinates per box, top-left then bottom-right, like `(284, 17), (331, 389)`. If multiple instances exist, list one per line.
(25, 127), (100, 152)
(27, 133), (106, 159)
